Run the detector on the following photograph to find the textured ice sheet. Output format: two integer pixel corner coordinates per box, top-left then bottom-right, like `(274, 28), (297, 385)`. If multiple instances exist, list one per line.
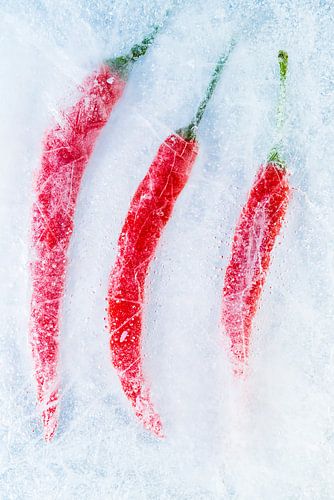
(1, 0), (334, 498)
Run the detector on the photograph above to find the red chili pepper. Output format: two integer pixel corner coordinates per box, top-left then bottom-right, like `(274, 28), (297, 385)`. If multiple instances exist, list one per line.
(107, 43), (235, 436)
(222, 51), (291, 377)
(30, 29), (158, 441)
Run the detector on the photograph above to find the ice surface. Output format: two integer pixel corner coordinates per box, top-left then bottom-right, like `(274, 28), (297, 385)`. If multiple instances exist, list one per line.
(1, 0), (334, 498)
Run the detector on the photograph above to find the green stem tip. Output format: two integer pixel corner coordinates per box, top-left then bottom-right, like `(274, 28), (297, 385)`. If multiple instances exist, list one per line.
(278, 50), (288, 81)
(268, 50), (289, 168)
(177, 40), (236, 141)
(105, 24), (160, 78)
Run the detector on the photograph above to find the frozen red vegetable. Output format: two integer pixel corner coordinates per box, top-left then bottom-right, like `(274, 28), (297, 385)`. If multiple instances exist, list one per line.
(30, 28), (159, 441)
(107, 43), (235, 436)
(222, 51), (291, 377)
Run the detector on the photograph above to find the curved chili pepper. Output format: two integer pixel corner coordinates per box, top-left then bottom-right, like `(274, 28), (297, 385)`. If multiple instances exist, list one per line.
(107, 43), (235, 437)
(30, 29), (159, 441)
(222, 51), (291, 377)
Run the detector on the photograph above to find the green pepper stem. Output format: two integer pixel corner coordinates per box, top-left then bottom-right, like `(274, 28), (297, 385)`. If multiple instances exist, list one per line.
(268, 50), (288, 166)
(177, 40), (236, 141)
(105, 12), (168, 78)
(105, 26), (158, 78)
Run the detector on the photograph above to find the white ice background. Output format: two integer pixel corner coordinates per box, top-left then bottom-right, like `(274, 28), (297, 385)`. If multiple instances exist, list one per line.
(1, 0), (334, 498)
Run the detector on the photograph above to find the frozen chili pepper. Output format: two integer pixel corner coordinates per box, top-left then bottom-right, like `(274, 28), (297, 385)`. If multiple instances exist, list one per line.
(107, 43), (235, 437)
(221, 51), (291, 377)
(30, 28), (159, 441)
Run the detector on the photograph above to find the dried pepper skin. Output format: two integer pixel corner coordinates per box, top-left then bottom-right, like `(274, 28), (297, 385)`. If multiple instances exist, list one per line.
(30, 65), (126, 441)
(107, 134), (198, 437)
(222, 163), (291, 376)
